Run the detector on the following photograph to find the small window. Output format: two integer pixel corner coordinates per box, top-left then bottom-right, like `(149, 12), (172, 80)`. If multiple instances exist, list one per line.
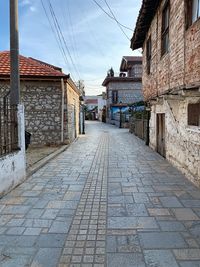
(146, 37), (151, 74)
(188, 102), (200, 126)
(161, 1), (170, 56)
(112, 90), (118, 104)
(187, 0), (200, 27)
(131, 64), (142, 78)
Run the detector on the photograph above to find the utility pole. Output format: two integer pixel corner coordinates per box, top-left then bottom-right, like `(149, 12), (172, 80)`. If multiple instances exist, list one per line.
(10, 0), (20, 106)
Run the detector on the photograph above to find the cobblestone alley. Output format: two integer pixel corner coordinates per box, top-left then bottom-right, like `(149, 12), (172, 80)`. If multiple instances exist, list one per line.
(0, 121), (200, 267)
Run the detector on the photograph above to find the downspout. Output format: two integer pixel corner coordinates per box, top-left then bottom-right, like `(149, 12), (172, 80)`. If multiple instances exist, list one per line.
(61, 78), (65, 143)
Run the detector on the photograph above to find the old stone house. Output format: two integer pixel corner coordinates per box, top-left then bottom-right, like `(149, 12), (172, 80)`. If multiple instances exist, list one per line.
(102, 56), (143, 127)
(131, 0), (200, 184)
(0, 51), (80, 146)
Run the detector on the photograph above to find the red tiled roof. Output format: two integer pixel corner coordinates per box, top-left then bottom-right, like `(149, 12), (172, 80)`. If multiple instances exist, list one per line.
(85, 99), (98, 104)
(0, 51), (68, 78)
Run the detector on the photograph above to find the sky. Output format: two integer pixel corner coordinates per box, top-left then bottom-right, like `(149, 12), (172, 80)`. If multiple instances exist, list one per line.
(0, 0), (142, 95)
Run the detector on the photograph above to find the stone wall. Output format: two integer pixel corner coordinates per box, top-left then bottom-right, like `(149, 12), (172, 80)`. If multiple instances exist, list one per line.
(107, 81), (143, 106)
(142, 0), (200, 100)
(0, 80), (64, 146)
(22, 81), (63, 146)
(149, 97), (200, 186)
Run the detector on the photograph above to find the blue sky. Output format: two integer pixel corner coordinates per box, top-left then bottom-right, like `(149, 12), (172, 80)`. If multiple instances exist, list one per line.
(0, 0), (142, 95)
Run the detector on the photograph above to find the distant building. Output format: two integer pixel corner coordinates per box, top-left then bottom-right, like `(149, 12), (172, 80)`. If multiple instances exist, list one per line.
(102, 56), (143, 127)
(84, 94), (106, 121)
(131, 0), (200, 185)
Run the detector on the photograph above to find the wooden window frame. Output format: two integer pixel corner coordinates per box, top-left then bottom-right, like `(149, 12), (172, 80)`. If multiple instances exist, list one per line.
(186, 0), (200, 28)
(188, 102), (200, 127)
(146, 36), (151, 75)
(161, 0), (170, 56)
(112, 90), (118, 104)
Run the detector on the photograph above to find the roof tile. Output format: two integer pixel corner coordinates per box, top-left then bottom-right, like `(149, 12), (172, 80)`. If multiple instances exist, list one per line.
(0, 51), (67, 78)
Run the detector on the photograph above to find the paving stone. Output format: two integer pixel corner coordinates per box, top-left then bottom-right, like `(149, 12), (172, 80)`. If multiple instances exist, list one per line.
(126, 203), (148, 216)
(49, 220), (71, 233)
(0, 254), (32, 267)
(108, 217), (158, 229)
(158, 221), (186, 231)
(107, 253), (145, 267)
(148, 208), (171, 216)
(139, 232), (187, 248)
(0, 122), (200, 266)
(6, 227), (25, 235)
(36, 234), (66, 247)
(117, 235), (141, 253)
(6, 219), (25, 227)
(0, 215), (13, 226)
(133, 193), (150, 203)
(172, 209), (200, 221)
(159, 196), (183, 207)
(179, 261), (200, 267)
(23, 227), (42, 235)
(144, 250), (179, 267)
(173, 249), (200, 260)
(30, 248), (62, 267)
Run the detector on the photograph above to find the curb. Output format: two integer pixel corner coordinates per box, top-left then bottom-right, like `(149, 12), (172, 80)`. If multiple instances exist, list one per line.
(26, 137), (79, 178)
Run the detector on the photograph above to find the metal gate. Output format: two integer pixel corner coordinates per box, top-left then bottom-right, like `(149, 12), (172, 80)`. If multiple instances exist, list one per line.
(0, 91), (18, 156)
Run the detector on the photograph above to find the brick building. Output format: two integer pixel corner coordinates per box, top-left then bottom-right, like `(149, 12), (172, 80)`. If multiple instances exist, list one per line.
(131, 0), (200, 184)
(102, 56), (143, 127)
(0, 51), (80, 146)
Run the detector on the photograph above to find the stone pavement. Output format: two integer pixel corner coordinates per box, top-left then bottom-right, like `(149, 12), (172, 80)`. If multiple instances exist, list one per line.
(0, 121), (200, 267)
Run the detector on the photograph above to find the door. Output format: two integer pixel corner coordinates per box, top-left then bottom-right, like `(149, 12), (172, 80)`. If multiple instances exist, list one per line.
(157, 113), (166, 157)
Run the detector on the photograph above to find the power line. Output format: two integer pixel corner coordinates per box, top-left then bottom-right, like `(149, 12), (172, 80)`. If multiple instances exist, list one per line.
(91, 0), (133, 32)
(47, 0), (81, 80)
(40, 0), (73, 75)
(103, 0), (130, 40)
(77, 3), (110, 66)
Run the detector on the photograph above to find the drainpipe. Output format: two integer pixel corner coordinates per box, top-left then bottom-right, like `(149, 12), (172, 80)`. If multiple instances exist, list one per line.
(61, 78), (65, 143)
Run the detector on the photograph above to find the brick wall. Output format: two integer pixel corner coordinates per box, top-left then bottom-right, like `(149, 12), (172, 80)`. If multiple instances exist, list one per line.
(142, 0), (200, 100)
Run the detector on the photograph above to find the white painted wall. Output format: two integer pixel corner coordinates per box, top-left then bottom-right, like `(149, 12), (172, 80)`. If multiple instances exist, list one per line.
(149, 97), (200, 186)
(0, 104), (26, 196)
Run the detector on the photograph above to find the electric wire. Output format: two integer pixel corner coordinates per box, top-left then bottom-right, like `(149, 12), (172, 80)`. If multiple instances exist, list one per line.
(48, 0), (81, 80)
(40, 0), (72, 72)
(91, 0), (133, 31)
(103, 0), (130, 40)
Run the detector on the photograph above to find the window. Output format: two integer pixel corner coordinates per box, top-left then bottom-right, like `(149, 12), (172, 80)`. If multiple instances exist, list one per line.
(146, 36), (151, 74)
(161, 1), (170, 56)
(131, 65), (142, 78)
(112, 90), (118, 104)
(188, 102), (200, 126)
(187, 0), (200, 28)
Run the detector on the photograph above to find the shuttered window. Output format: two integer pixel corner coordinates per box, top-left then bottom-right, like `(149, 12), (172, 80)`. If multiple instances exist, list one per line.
(146, 36), (151, 74)
(188, 103), (200, 126)
(161, 1), (170, 56)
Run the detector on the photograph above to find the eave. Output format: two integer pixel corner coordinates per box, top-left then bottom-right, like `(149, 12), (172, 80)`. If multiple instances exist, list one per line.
(130, 0), (160, 50)
(102, 77), (142, 87)
(0, 74), (69, 82)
